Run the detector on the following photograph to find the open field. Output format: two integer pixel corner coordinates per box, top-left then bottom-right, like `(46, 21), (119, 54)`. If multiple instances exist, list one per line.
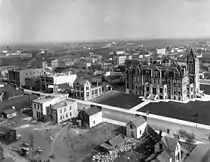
(137, 101), (210, 125)
(92, 91), (143, 109)
(0, 94), (38, 112)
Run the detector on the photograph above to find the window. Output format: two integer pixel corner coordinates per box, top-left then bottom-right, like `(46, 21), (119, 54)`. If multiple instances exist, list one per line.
(69, 106), (71, 110)
(60, 109), (62, 113)
(86, 86), (89, 91)
(70, 112), (72, 116)
(140, 130), (141, 135)
(159, 143), (163, 150)
(64, 108), (66, 112)
(66, 113), (68, 118)
(160, 88), (163, 93)
(131, 131), (134, 138)
(130, 124), (133, 129)
(86, 92), (89, 97)
(167, 129), (170, 134)
(60, 116), (62, 120)
(93, 120), (95, 125)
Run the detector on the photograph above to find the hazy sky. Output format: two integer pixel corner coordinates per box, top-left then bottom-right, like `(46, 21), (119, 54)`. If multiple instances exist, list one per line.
(0, 0), (210, 44)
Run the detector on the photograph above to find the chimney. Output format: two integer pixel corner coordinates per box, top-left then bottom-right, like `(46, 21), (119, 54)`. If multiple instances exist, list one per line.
(159, 130), (162, 138)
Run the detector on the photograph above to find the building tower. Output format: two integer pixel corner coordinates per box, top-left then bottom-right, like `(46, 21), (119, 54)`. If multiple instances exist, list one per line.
(187, 48), (200, 94)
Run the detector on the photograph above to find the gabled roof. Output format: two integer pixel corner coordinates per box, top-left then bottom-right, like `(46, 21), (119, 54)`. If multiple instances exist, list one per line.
(157, 151), (172, 162)
(84, 106), (102, 116)
(185, 143), (210, 162)
(2, 108), (17, 115)
(161, 136), (177, 153)
(144, 125), (161, 143)
(179, 141), (195, 153)
(127, 116), (146, 127)
(107, 135), (124, 147)
(74, 78), (89, 86)
(99, 142), (112, 150)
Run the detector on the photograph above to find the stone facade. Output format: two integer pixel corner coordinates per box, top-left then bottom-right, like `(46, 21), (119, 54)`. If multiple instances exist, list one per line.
(125, 49), (200, 101)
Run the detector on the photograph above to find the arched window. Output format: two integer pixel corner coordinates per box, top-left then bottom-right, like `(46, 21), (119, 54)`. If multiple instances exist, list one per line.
(136, 67), (141, 75)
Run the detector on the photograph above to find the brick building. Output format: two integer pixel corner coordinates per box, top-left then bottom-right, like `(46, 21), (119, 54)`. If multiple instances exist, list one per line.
(8, 68), (45, 87)
(125, 49), (201, 101)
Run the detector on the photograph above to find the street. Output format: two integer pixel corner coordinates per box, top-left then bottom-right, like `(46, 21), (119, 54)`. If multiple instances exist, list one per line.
(102, 108), (210, 142)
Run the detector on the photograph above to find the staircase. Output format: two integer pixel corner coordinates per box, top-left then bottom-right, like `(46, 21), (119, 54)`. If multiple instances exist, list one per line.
(147, 93), (158, 100)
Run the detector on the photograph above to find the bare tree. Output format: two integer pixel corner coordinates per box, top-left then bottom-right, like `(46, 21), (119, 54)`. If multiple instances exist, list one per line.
(178, 129), (195, 153)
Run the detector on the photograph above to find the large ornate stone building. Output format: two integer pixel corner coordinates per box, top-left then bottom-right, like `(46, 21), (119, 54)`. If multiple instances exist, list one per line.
(125, 49), (201, 101)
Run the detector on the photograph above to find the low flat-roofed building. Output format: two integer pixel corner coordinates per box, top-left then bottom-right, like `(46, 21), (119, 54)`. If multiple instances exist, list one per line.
(1, 108), (17, 119)
(32, 93), (68, 120)
(46, 98), (78, 123)
(40, 73), (77, 93)
(0, 126), (16, 144)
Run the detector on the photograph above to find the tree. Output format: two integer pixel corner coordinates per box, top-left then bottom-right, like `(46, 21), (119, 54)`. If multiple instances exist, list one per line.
(178, 129), (195, 153)
(179, 129), (195, 143)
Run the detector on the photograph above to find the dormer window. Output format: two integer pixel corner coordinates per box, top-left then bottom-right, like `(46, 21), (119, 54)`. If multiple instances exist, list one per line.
(130, 124), (133, 129)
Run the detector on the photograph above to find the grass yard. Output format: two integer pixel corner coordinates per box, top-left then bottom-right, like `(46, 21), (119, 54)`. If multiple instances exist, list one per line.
(200, 84), (210, 95)
(138, 101), (210, 125)
(93, 91), (143, 109)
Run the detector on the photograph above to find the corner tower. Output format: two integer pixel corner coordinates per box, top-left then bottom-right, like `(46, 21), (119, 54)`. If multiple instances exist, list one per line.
(187, 48), (200, 94)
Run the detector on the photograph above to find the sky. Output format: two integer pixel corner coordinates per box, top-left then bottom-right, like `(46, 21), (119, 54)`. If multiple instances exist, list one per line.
(0, 0), (210, 44)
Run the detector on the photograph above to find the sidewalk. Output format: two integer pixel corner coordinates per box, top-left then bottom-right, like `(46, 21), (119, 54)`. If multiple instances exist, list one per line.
(129, 100), (151, 111)
(103, 118), (127, 127)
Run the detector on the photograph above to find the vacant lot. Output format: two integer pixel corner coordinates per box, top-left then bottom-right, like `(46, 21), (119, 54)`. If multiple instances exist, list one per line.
(93, 91), (143, 109)
(138, 101), (210, 125)
(8, 121), (122, 162)
(51, 123), (121, 162)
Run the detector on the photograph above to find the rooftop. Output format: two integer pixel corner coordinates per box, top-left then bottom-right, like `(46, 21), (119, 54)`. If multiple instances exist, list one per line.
(34, 93), (67, 103)
(85, 105), (102, 116)
(107, 135), (124, 147)
(185, 143), (210, 162)
(0, 126), (15, 135)
(2, 108), (17, 115)
(50, 99), (76, 110)
(74, 78), (89, 86)
(127, 116), (146, 127)
(34, 95), (56, 103)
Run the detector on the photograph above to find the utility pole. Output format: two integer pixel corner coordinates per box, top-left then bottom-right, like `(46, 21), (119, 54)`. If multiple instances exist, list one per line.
(29, 133), (35, 161)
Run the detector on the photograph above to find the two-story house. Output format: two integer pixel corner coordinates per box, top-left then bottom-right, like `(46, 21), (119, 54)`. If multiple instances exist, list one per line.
(78, 105), (102, 128)
(32, 93), (68, 120)
(154, 136), (195, 162)
(46, 99), (78, 123)
(72, 78), (103, 101)
(126, 116), (147, 139)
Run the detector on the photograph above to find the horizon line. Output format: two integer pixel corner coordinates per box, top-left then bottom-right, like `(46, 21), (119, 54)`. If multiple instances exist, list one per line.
(1, 37), (210, 46)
